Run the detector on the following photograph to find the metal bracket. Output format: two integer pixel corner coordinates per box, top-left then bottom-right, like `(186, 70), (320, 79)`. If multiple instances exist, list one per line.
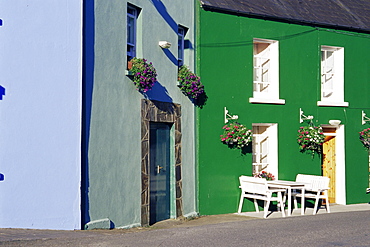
(362, 111), (370, 125)
(224, 107), (238, 123)
(299, 108), (314, 123)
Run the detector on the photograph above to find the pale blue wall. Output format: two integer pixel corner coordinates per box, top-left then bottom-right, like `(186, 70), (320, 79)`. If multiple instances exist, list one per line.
(0, 1), (82, 230)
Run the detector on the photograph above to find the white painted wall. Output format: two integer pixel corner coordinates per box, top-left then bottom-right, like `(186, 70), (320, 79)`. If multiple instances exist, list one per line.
(0, 1), (82, 230)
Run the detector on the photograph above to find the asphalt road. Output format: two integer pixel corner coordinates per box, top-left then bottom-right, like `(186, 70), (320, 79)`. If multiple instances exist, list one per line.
(1, 210), (369, 246)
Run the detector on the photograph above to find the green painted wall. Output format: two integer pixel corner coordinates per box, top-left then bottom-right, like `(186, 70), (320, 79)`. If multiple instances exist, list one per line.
(85, 0), (197, 229)
(197, 8), (370, 215)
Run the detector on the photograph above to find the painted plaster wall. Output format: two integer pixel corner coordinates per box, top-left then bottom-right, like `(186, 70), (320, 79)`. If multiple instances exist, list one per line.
(84, 0), (196, 228)
(0, 1), (83, 229)
(197, 9), (370, 215)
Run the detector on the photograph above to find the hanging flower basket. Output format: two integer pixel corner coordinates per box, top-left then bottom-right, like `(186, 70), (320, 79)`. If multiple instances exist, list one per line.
(359, 127), (370, 149)
(297, 125), (325, 157)
(177, 65), (205, 99)
(220, 122), (252, 149)
(128, 58), (157, 93)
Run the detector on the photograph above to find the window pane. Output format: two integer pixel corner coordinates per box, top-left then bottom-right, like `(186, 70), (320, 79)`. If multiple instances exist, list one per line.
(321, 48), (336, 98)
(178, 26), (185, 66)
(127, 15), (135, 44)
(326, 51), (334, 69)
(127, 5), (139, 61)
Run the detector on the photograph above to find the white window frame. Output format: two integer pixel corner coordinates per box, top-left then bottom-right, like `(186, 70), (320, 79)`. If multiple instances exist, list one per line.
(249, 39), (285, 105)
(318, 46), (348, 107)
(252, 124), (278, 179)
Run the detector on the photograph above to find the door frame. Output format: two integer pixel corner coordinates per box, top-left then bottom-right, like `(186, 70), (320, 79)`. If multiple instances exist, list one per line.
(321, 124), (346, 205)
(141, 99), (182, 226)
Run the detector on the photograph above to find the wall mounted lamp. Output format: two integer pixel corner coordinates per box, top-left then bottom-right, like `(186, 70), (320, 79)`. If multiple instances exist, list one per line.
(158, 41), (171, 49)
(329, 120), (341, 126)
(224, 107), (238, 123)
(299, 108), (314, 123)
(362, 110), (370, 125)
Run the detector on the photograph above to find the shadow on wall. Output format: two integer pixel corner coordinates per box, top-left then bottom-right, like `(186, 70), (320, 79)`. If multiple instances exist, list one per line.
(81, 0), (94, 229)
(0, 86), (5, 100)
(162, 49), (178, 66)
(149, 0), (177, 33)
(150, 0), (194, 66)
(144, 81), (173, 104)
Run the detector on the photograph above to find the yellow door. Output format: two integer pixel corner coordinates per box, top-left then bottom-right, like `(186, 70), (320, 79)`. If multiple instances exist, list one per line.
(322, 136), (336, 203)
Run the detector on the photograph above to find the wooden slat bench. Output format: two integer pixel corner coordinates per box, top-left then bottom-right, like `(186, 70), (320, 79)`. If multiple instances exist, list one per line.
(293, 174), (330, 215)
(238, 176), (286, 218)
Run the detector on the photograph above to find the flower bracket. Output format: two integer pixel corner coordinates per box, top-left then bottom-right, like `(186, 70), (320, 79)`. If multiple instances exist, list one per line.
(299, 108), (314, 123)
(362, 111), (370, 125)
(224, 107), (238, 123)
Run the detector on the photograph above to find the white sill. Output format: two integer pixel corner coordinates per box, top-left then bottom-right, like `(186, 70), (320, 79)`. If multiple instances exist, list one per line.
(125, 70), (134, 76)
(249, 98), (286, 105)
(317, 101), (349, 107)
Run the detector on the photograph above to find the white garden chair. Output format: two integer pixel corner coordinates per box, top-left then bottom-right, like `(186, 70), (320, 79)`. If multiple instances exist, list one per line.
(238, 176), (286, 218)
(293, 174), (330, 215)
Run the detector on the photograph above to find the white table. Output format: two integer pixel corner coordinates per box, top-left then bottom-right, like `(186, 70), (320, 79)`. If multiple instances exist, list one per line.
(267, 180), (307, 216)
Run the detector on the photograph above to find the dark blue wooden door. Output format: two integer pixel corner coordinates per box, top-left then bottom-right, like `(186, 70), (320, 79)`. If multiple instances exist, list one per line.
(149, 123), (171, 225)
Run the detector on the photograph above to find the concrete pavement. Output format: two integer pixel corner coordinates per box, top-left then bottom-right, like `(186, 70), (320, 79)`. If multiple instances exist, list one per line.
(0, 203), (368, 246)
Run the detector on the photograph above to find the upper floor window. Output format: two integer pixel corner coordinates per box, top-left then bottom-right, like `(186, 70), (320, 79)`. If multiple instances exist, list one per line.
(127, 4), (139, 63)
(252, 124), (278, 179)
(249, 39), (285, 105)
(318, 46), (348, 106)
(178, 26), (187, 67)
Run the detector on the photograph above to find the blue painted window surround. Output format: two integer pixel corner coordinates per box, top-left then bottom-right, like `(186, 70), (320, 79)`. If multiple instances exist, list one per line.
(127, 5), (138, 63)
(178, 26), (185, 67)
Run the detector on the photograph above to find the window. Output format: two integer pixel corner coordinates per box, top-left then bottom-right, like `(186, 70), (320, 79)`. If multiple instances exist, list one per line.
(250, 39), (284, 104)
(178, 26), (187, 67)
(318, 46), (347, 106)
(252, 124), (278, 178)
(127, 4), (139, 63)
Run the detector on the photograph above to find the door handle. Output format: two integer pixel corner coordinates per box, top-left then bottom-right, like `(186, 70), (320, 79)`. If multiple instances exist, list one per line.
(157, 165), (163, 174)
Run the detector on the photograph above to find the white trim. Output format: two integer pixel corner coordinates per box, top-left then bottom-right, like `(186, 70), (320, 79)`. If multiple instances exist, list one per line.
(321, 124), (346, 205)
(252, 38), (280, 100)
(249, 98), (285, 104)
(335, 125), (346, 205)
(320, 46), (345, 104)
(252, 124), (278, 180)
(317, 101), (349, 107)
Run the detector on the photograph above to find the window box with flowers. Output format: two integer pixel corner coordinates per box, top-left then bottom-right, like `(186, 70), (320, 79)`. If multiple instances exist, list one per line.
(254, 171), (275, 181)
(359, 127), (370, 149)
(127, 58), (157, 93)
(297, 125), (325, 157)
(177, 65), (205, 100)
(220, 122), (252, 149)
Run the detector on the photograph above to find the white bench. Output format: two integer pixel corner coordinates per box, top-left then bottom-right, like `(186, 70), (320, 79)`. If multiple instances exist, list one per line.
(293, 174), (330, 215)
(238, 176), (286, 218)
